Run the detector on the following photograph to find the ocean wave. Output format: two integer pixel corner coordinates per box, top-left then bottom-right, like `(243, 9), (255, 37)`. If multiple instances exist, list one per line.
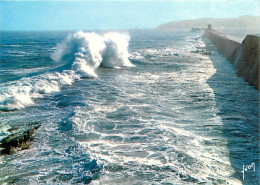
(101, 32), (134, 68)
(0, 31), (134, 110)
(52, 31), (134, 76)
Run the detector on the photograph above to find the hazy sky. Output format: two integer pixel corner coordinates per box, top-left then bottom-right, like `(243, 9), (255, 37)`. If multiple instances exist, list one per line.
(0, 0), (259, 31)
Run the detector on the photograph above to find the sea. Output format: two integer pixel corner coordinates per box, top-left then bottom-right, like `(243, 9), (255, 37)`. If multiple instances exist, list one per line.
(0, 29), (259, 185)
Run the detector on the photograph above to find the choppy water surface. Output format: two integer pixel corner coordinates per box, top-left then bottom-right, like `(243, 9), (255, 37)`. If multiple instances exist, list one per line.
(0, 30), (259, 184)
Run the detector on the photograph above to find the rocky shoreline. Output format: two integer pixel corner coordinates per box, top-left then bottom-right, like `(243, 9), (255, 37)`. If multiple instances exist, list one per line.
(0, 123), (40, 155)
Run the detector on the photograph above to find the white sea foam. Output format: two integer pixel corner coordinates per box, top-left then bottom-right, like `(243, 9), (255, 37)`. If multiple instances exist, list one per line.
(0, 71), (80, 110)
(101, 32), (134, 68)
(0, 31), (134, 110)
(128, 52), (144, 60)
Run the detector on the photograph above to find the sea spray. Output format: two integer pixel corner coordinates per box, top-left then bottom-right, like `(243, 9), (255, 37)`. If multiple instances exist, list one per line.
(52, 31), (106, 78)
(0, 31), (134, 110)
(101, 32), (134, 68)
(52, 31), (134, 75)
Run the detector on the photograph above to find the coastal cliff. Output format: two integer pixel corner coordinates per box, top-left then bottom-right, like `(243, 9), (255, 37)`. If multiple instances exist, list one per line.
(204, 29), (259, 91)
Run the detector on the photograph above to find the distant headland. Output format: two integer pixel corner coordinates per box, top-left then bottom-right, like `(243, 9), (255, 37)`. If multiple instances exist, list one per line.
(157, 16), (260, 31)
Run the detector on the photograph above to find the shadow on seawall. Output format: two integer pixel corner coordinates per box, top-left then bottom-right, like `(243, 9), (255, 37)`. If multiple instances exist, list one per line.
(202, 36), (259, 185)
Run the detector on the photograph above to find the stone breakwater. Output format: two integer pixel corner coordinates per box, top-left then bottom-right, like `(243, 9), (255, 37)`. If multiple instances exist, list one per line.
(204, 29), (259, 91)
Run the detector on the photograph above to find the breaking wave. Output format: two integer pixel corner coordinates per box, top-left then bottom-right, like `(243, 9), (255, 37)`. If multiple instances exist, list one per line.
(0, 31), (134, 110)
(101, 32), (134, 68)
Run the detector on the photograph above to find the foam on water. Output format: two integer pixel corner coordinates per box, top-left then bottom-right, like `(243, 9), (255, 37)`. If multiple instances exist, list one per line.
(65, 34), (248, 185)
(0, 30), (258, 185)
(0, 71), (80, 110)
(0, 31), (134, 110)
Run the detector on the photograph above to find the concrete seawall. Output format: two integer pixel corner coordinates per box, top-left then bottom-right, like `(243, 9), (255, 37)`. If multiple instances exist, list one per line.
(204, 29), (259, 91)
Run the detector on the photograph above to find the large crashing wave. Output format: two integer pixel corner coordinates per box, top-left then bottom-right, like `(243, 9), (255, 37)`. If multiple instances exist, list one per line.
(102, 32), (134, 68)
(0, 31), (134, 110)
(52, 31), (106, 78)
(52, 31), (134, 76)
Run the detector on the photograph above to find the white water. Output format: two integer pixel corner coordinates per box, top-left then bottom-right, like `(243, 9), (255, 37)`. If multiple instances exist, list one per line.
(0, 31), (134, 110)
(0, 30), (258, 185)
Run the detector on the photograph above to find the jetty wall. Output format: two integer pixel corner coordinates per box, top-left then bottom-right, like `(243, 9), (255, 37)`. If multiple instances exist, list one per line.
(204, 29), (259, 91)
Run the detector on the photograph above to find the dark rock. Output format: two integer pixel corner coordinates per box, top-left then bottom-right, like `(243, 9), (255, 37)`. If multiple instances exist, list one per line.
(0, 108), (18, 112)
(0, 123), (40, 155)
